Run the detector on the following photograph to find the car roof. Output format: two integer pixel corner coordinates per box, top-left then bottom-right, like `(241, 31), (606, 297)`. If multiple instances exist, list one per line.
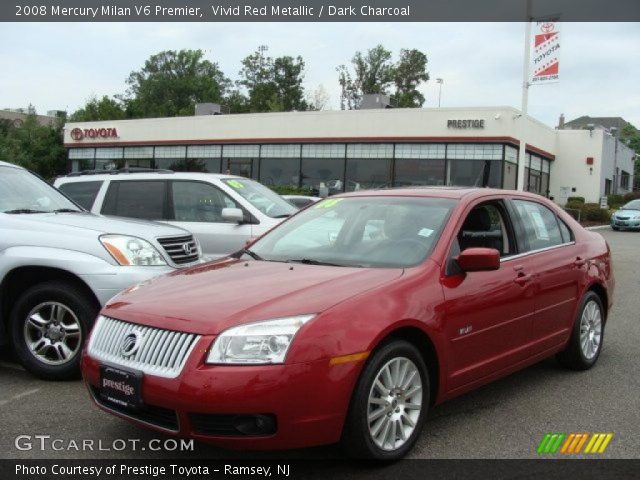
(55, 171), (244, 183)
(0, 160), (23, 169)
(339, 186), (542, 201)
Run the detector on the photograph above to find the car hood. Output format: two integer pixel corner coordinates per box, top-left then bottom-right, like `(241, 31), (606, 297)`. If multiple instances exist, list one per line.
(11, 212), (187, 237)
(102, 259), (403, 335)
(614, 209), (640, 217)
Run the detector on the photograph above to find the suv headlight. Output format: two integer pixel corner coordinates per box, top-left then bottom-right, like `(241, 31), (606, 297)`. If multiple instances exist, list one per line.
(206, 315), (316, 365)
(100, 235), (167, 266)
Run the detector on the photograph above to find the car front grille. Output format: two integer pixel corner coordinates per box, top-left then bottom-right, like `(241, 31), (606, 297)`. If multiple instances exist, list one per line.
(87, 316), (201, 378)
(157, 235), (200, 265)
(616, 216), (629, 220)
(90, 386), (179, 432)
(189, 413), (277, 436)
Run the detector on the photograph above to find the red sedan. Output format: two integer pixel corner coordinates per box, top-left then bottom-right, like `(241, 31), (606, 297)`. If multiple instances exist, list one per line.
(82, 188), (613, 460)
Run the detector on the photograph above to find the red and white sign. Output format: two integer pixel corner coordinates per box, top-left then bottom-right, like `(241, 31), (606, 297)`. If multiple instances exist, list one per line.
(529, 21), (560, 84)
(70, 127), (119, 141)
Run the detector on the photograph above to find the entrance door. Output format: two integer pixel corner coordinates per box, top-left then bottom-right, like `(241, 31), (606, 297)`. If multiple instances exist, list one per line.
(225, 158), (253, 178)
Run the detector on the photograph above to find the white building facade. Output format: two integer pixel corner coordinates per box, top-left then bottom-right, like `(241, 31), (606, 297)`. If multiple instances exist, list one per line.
(63, 106), (635, 204)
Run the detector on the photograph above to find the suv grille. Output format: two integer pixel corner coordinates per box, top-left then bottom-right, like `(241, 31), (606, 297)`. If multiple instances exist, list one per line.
(157, 235), (200, 265)
(87, 316), (201, 378)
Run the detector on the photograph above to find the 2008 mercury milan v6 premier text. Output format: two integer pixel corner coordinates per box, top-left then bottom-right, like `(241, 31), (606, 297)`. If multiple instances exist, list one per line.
(81, 187), (614, 460)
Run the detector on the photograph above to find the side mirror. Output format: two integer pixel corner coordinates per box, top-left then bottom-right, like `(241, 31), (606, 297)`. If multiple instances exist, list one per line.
(456, 247), (500, 272)
(221, 207), (244, 224)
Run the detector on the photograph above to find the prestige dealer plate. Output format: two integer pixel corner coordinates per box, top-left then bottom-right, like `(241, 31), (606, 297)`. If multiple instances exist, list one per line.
(99, 364), (143, 410)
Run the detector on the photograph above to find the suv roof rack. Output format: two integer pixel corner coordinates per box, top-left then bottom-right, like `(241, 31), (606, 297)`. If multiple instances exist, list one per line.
(66, 168), (175, 177)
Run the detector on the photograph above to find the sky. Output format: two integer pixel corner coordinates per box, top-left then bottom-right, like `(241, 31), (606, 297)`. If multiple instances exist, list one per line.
(1, 22), (639, 127)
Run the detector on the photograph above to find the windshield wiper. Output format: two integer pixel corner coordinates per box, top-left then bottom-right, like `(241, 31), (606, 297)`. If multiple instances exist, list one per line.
(3, 209), (47, 214)
(287, 258), (357, 267)
(52, 208), (83, 213)
(232, 248), (264, 261)
(273, 213), (292, 218)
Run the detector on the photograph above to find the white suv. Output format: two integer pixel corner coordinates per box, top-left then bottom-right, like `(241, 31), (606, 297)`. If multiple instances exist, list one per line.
(54, 171), (297, 258)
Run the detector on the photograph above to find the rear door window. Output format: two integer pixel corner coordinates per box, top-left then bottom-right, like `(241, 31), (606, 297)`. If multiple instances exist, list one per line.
(101, 180), (167, 220)
(512, 199), (564, 252)
(170, 181), (240, 223)
(58, 181), (103, 210)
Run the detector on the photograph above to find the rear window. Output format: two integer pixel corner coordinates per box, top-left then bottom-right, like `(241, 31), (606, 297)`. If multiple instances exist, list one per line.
(102, 180), (166, 220)
(512, 200), (564, 252)
(58, 181), (102, 210)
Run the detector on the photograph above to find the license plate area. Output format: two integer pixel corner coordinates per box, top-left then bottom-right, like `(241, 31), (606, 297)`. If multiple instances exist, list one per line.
(99, 364), (143, 410)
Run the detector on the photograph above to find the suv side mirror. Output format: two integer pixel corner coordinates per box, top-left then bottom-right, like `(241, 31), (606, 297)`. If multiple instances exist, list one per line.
(456, 248), (500, 272)
(222, 207), (244, 223)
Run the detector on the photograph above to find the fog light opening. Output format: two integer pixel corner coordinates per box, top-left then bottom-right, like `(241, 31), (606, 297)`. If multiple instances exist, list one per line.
(232, 414), (277, 435)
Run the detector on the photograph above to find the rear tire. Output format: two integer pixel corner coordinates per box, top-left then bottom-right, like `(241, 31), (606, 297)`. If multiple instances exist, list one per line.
(556, 291), (604, 371)
(612, 226), (620, 231)
(341, 340), (429, 460)
(9, 281), (98, 380)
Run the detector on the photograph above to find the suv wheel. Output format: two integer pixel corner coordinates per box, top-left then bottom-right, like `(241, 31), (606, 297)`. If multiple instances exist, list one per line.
(341, 340), (429, 460)
(9, 281), (98, 380)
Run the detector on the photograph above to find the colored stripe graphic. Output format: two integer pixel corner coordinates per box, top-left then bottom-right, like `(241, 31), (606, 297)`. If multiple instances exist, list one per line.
(539, 433), (613, 454)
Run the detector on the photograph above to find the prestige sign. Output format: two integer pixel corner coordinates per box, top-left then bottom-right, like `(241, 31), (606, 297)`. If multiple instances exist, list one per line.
(447, 119), (485, 129)
(70, 127), (118, 141)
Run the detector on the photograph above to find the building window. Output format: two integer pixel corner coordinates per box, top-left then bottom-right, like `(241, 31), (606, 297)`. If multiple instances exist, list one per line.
(260, 158), (300, 186)
(620, 170), (630, 190)
(260, 144), (301, 158)
(394, 159), (446, 186)
(394, 143), (445, 159)
(301, 157), (345, 193)
(447, 144), (502, 160)
(345, 158), (392, 191)
(95, 148), (124, 170)
(222, 145), (259, 178)
(68, 148), (95, 172)
(346, 144), (394, 159)
(504, 145), (518, 164)
(605, 178), (612, 195)
(449, 160), (502, 188)
(503, 161), (517, 190)
(302, 144), (345, 158)
(124, 147), (154, 159)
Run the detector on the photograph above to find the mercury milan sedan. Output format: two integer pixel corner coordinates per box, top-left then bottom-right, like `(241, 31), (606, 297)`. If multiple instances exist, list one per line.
(82, 188), (614, 459)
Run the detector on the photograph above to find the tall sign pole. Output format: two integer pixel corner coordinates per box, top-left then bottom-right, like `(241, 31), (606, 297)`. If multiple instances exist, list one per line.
(517, 2), (532, 192)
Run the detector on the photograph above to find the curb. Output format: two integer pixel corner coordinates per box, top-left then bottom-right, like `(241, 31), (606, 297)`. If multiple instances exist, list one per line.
(586, 225), (611, 231)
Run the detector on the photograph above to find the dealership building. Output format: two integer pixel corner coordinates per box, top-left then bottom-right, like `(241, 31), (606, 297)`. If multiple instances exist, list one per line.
(63, 105), (635, 204)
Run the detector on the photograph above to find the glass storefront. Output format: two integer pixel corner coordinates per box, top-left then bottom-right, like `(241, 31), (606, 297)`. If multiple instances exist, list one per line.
(68, 141), (552, 196)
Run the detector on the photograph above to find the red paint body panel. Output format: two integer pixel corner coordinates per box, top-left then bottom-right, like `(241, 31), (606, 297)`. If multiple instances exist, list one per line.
(82, 188), (614, 450)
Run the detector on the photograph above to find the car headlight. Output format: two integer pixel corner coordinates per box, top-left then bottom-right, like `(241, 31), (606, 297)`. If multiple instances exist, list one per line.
(100, 234), (167, 266)
(206, 314), (316, 365)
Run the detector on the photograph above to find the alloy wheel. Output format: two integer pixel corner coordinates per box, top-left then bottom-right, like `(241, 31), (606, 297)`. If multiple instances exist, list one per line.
(579, 300), (602, 360)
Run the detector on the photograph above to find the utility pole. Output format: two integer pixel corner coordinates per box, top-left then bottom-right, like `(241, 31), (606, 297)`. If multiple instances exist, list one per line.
(436, 78), (444, 107)
(517, 1), (532, 192)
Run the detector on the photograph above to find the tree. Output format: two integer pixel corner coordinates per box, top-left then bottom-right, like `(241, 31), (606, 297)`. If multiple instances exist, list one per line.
(337, 45), (429, 109)
(337, 45), (395, 109)
(308, 85), (330, 111)
(237, 46), (308, 112)
(391, 49), (429, 108)
(123, 49), (231, 118)
(0, 113), (66, 179)
(70, 95), (126, 122)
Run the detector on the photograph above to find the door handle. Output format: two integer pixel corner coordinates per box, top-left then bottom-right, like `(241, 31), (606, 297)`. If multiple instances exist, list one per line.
(514, 271), (533, 286)
(574, 257), (587, 267)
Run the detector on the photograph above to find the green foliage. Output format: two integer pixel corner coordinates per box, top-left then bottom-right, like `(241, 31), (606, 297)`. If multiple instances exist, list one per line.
(566, 196), (585, 204)
(622, 191), (640, 203)
(237, 46), (309, 112)
(607, 194), (625, 208)
(565, 200), (584, 211)
(581, 203), (610, 222)
(337, 45), (429, 109)
(123, 49), (231, 118)
(69, 96), (126, 122)
(269, 185), (314, 196)
(0, 114), (66, 179)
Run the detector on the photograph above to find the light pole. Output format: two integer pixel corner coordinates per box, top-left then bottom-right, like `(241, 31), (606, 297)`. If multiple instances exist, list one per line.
(436, 78), (444, 107)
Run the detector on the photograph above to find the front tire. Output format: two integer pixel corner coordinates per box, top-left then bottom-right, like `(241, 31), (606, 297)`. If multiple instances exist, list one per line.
(9, 281), (98, 380)
(556, 291), (604, 370)
(341, 340), (429, 460)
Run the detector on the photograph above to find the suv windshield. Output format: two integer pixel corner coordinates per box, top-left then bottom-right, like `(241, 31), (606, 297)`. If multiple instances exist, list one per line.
(222, 178), (296, 218)
(0, 166), (80, 213)
(250, 196), (456, 268)
(622, 199), (640, 210)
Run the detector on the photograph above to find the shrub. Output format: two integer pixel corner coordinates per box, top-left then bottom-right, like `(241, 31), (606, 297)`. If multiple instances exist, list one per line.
(581, 203), (610, 222)
(269, 185), (314, 196)
(567, 196), (585, 204)
(622, 191), (640, 203)
(565, 200), (583, 210)
(607, 194), (625, 208)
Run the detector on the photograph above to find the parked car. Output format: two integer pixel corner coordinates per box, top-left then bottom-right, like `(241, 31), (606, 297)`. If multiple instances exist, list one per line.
(82, 188), (613, 459)
(610, 199), (640, 230)
(54, 172), (297, 258)
(0, 161), (202, 380)
(282, 195), (322, 209)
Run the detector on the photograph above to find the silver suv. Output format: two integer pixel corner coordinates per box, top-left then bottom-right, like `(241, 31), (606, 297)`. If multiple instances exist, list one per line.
(54, 172), (297, 258)
(0, 161), (202, 380)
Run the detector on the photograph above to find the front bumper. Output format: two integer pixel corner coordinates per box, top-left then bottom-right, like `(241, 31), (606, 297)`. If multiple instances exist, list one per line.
(611, 218), (640, 230)
(82, 337), (361, 450)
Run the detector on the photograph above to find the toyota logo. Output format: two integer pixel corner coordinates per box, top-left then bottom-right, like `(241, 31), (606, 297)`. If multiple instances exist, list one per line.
(182, 243), (196, 255)
(120, 331), (142, 357)
(70, 128), (84, 141)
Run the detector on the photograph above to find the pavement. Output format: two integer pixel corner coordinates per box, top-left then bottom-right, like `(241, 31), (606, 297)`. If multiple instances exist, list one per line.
(0, 228), (638, 460)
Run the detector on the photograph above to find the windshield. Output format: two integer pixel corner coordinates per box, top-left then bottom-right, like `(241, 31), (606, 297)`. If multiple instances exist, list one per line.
(622, 199), (640, 211)
(249, 196), (456, 268)
(0, 166), (80, 213)
(222, 178), (297, 218)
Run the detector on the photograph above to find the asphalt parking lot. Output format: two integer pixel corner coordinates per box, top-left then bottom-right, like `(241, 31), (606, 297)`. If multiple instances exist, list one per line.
(1, 228), (638, 460)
